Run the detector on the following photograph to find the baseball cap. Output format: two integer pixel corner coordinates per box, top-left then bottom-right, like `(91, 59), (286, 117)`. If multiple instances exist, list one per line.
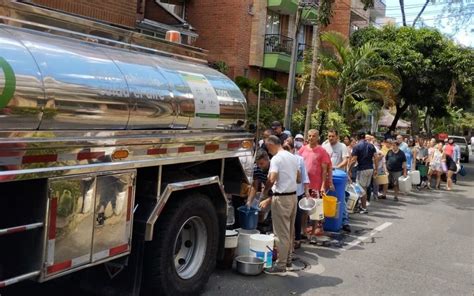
(295, 134), (304, 140)
(271, 121), (282, 128)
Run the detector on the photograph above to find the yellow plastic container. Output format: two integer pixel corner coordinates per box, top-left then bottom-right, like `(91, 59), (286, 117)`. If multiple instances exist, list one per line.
(323, 195), (338, 218)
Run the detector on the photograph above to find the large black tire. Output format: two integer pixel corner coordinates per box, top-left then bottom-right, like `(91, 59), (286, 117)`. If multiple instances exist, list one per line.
(142, 194), (219, 296)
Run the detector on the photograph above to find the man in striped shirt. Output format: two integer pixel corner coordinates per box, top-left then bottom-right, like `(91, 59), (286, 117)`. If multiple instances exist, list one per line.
(246, 149), (271, 207)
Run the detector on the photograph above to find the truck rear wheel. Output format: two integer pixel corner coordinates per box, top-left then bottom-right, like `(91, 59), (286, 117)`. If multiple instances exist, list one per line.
(142, 194), (219, 295)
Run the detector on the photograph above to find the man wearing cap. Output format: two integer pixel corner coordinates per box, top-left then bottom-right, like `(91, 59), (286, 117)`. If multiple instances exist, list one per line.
(259, 135), (300, 275)
(271, 121), (289, 144)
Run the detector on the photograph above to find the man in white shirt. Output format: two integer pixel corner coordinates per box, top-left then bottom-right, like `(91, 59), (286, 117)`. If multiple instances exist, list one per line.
(322, 129), (349, 169)
(259, 135), (300, 275)
(322, 129), (351, 232)
(282, 141), (309, 249)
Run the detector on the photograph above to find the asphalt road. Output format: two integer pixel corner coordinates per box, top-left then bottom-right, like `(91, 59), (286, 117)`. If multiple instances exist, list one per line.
(3, 159), (472, 296)
(204, 159), (474, 296)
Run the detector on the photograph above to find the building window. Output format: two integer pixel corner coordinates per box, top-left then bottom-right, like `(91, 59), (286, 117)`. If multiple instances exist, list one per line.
(350, 24), (359, 34)
(266, 11), (280, 35)
(159, 0), (186, 19)
(297, 24), (306, 45)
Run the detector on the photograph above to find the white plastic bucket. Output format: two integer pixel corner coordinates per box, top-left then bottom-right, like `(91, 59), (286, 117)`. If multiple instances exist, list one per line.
(249, 234), (274, 268)
(398, 175), (412, 193)
(409, 170), (420, 185)
(309, 199), (324, 221)
(235, 228), (259, 256)
(225, 230), (239, 249)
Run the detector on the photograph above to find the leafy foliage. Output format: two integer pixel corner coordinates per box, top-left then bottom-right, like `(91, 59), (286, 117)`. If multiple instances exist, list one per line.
(234, 76), (286, 100)
(298, 31), (400, 128)
(350, 25), (474, 132)
(291, 108), (350, 137)
(247, 104), (284, 130)
(209, 61), (229, 75)
(318, 0), (374, 26)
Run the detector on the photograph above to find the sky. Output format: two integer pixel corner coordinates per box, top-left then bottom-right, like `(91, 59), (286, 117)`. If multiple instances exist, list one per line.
(382, 0), (474, 47)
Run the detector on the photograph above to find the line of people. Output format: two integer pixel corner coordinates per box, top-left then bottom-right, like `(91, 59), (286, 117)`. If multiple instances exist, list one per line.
(246, 121), (462, 276)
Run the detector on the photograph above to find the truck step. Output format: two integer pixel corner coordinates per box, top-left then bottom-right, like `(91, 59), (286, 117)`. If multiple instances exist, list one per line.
(0, 222), (44, 237)
(0, 271), (41, 288)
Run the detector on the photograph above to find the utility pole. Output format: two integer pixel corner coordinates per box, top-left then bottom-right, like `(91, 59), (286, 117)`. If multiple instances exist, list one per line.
(303, 21), (320, 138)
(283, 2), (303, 131)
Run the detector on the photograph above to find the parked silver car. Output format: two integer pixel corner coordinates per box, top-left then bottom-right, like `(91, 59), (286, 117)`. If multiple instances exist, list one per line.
(449, 136), (469, 163)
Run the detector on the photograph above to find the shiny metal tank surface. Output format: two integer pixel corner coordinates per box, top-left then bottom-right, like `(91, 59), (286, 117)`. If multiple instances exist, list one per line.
(0, 25), (247, 130)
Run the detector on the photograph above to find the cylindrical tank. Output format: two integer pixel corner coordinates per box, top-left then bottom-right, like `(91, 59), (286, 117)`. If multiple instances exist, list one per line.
(0, 25), (247, 130)
(323, 169), (347, 232)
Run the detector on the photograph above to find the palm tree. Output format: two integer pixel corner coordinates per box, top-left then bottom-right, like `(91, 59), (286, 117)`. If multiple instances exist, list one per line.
(301, 0), (375, 137)
(315, 31), (401, 126)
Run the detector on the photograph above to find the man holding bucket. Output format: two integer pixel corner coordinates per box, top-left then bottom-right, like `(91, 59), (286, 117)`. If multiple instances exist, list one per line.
(299, 129), (333, 236)
(259, 135), (300, 275)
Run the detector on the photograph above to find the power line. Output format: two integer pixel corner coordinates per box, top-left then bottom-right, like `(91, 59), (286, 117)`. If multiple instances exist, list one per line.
(393, 9), (473, 17)
(383, 1), (469, 10)
(392, 12), (474, 23)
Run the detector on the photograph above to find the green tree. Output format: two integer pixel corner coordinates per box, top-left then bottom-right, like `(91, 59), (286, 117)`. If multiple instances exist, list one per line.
(234, 76), (286, 101)
(299, 31), (400, 129)
(351, 25), (474, 134)
(247, 104), (284, 131)
(292, 108), (349, 138)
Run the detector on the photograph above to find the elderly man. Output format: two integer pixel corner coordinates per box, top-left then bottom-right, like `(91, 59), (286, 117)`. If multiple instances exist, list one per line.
(299, 129), (333, 195)
(259, 135), (300, 275)
(299, 129), (332, 236)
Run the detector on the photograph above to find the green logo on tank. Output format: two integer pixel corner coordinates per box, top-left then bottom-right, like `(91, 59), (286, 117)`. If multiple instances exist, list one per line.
(0, 57), (16, 108)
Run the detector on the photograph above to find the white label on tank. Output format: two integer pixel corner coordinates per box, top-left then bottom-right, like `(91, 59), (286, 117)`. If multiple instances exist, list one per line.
(180, 72), (220, 129)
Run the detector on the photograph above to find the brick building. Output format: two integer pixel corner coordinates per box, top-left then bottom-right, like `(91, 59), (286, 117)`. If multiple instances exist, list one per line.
(21, 0), (385, 107)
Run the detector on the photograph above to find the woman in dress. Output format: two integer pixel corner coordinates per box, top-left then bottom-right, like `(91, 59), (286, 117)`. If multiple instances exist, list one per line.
(427, 142), (443, 189)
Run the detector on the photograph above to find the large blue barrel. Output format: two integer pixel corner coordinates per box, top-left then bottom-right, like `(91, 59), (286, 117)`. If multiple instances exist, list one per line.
(324, 169), (347, 232)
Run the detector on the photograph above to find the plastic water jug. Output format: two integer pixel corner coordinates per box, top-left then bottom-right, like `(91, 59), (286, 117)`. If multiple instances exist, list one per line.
(409, 170), (421, 185)
(309, 199), (324, 221)
(398, 175), (411, 193)
(235, 228), (259, 256)
(346, 190), (359, 213)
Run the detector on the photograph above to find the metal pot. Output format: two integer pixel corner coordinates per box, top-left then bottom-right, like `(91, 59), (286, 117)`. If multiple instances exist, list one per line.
(298, 197), (317, 215)
(235, 255), (264, 275)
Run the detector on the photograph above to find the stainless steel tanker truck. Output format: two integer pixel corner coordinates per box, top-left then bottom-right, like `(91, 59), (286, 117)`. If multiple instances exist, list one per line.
(0, 11), (253, 296)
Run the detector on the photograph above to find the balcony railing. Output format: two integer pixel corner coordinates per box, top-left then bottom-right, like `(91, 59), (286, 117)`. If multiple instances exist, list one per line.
(264, 34), (293, 55)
